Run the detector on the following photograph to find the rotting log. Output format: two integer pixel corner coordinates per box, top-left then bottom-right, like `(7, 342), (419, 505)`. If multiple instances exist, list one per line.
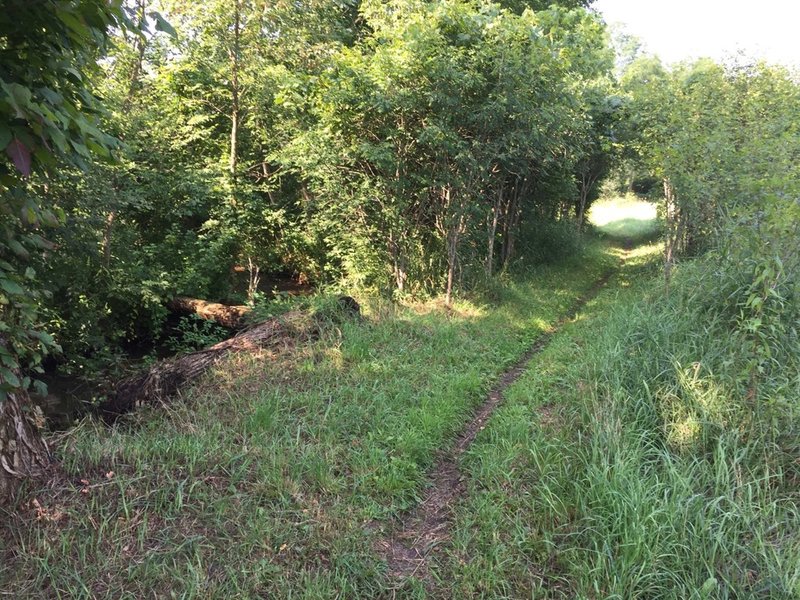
(102, 311), (307, 416)
(168, 297), (251, 329)
(101, 297), (360, 417)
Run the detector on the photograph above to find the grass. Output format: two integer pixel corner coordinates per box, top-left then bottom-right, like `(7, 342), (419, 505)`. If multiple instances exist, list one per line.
(5, 196), (795, 598)
(436, 216), (800, 597)
(589, 194), (662, 242)
(1, 230), (615, 598)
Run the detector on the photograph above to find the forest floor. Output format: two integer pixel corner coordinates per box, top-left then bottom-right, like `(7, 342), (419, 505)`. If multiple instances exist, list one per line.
(0, 197), (663, 598)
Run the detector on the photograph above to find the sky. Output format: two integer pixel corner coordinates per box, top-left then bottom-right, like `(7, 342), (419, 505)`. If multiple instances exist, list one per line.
(592, 0), (800, 68)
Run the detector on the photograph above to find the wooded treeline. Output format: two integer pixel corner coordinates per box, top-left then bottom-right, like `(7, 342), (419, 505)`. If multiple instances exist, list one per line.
(5, 1), (616, 371)
(42, 0), (615, 362)
(1, 0), (799, 501)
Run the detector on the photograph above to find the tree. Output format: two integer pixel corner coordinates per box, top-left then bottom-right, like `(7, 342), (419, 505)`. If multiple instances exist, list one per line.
(2, 0), (617, 411)
(496, 0), (594, 16)
(574, 92), (622, 231)
(0, 0), (130, 503)
(278, 0), (612, 300)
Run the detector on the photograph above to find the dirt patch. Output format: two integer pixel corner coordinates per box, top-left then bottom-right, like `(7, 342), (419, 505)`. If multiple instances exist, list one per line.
(377, 269), (616, 589)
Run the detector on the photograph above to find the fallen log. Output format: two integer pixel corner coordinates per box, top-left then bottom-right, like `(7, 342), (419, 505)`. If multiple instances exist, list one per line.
(167, 297), (251, 329)
(101, 311), (307, 416)
(101, 296), (360, 417)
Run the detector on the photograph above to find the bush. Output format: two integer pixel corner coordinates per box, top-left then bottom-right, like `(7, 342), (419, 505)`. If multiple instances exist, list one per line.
(566, 248), (800, 597)
(515, 218), (585, 268)
(601, 243), (799, 464)
(164, 315), (230, 354)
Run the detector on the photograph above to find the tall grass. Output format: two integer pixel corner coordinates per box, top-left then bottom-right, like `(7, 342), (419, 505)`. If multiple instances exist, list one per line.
(5, 195), (795, 598)
(444, 242), (800, 599)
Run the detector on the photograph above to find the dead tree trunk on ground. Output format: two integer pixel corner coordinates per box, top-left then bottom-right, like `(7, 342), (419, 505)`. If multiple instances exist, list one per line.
(102, 312), (307, 415)
(102, 297), (360, 416)
(168, 297), (251, 329)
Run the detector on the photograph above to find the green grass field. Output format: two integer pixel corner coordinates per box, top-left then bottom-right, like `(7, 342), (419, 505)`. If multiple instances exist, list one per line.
(4, 197), (796, 599)
(2, 226), (618, 598)
(589, 194), (662, 241)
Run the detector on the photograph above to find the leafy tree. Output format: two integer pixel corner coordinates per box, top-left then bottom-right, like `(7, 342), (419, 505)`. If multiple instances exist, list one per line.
(0, 0), (130, 501)
(497, 0), (594, 16)
(0, 0), (618, 471)
(279, 0), (611, 301)
(621, 55), (800, 407)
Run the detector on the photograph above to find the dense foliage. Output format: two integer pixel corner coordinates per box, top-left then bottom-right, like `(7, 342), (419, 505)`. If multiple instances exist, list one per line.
(0, 0), (133, 397)
(2, 0), (800, 595)
(6, 0), (617, 376)
(622, 57), (800, 424)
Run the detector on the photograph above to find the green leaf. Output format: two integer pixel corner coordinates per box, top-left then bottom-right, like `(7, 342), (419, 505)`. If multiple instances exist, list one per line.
(40, 209), (60, 227)
(49, 127), (69, 153)
(0, 353), (15, 369)
(0, 366), (21, 389)
(57, 10), (91, 40)
(70, 139), (91, 157)
(38, 87), (64, 106)
(149, 11), (177, 38)
(0, 125), (11, 150)
(1, 81), (33, 118)
(63, 67), (83, 83)
(86, 139), (111, 158)
(33, 379), (48, 396)
(0, 278), (24, 295)
(21, 205), (39, 226)
(30, 330), (55, 346)
(28, 234), (55, 250)
(8, 239), (29, 259)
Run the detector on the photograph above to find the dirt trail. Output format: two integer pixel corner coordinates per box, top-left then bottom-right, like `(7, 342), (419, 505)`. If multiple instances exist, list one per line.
(375, 267), (618, 589)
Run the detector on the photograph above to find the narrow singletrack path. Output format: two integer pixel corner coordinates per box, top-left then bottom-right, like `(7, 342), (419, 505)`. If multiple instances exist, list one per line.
(376, 264), (621, 590)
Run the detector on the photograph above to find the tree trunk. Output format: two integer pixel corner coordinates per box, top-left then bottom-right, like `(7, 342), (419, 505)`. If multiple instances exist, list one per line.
(0, 343), (49, 504)
(445, 238), (456, 307)
(168, 297), (251, 329)
(501, 185), (521, 269)
(102, 312), (304, 416)
(123, 0), (148, 110)
(486, 187), (502, 277)
(246, 256), (260, 304)
(443, 186), (460, 307)
(104, 0), (147, 270)
(103, 298), (360, 416)
(576, 172), (595, 232)
(389, 230), (407, 292)
(663, 178), (679, 291)
(229, 0), (241, 185)
(102, 210), (115, 268)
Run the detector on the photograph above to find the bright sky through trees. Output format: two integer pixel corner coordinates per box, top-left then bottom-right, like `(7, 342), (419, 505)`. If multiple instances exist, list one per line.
(594, 0), (800, 67)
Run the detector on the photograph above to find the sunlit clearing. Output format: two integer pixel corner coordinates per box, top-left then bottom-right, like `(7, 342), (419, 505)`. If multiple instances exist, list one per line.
(589, 195), (661, 241)
(589, 195), (658, 227)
